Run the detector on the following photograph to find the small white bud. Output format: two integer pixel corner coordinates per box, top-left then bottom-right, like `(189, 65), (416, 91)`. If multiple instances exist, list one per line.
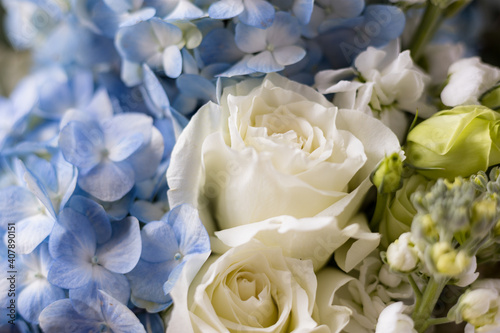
(386, 233), (419, 273)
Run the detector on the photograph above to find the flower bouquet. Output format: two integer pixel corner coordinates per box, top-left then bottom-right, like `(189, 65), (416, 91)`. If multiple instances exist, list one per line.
(1, 0), (500, 332)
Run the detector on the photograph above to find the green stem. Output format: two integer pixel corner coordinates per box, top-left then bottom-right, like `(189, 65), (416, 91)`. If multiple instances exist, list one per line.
(409, 1), (444, 62)
(424, 317), (453, 327)
(412, 277), (448, 333)
(370, 193), (389, 231)
(408, 274), (423, 308)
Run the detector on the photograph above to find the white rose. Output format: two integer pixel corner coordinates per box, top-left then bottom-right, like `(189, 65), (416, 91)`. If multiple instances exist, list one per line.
(167, 241), (332, 333)
(441, 57), (500, 107)
(167, 73), (400, 270)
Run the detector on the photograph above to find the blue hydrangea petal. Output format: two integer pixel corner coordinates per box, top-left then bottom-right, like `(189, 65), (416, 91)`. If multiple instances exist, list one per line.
(130, 201), (166, 223)
(78, 160), (135, 202)
(332, 0), (365, 18)
(162, 45), (183, 79)
(292, 0), (314, 25)
(115, 20), (162, 63)
(127, 259), (175, 304)
(0, 186), (39, 228)
(49, 208), (96, 259)
(176, 74), (216, 101)
(161, 260), (185, 294)
(127, 126), (164, 182)
(103, 113), (153, 157)
(137, 312), (165, 332)
(51, 153), (78, 211)
(235, 22), (267, 53)
(165, 0), (204, 20)
(95, 216), (141, 274)
(120, 60), (143, 87)
(19, 161), (57, 220)
(168, 205), (210, 255)
(140, 221), (179, 263)
(267, 12), (301, 47)
(103, 0), (136, 13)
(208, 0), (244, 20)
(273, 45), (306, 66)
(16, 214), (55, 255)
(363, 5), (406, 47)
(239, 0), (275, 28)
(48, 256), (93, 289)
(217, 55), (256, 77)
(68, 195), (112, 245)
(247, 51), (284, 72)
(59, 121), (104, 170)
(18, 279), (65, 324)
(120, 8), (156, 28)
(82, 88), (114, 122)
(199, 28), (245, 66)
(99, 290), (147, 333)
(141, 64), (170, 114)
(39, 299), (100, 332)
(70, 269), (130, 313)
(150, 18), (183, 46)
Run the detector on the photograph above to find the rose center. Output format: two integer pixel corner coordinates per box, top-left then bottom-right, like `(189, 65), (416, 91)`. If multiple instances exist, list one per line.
(237, 275), (257, 301)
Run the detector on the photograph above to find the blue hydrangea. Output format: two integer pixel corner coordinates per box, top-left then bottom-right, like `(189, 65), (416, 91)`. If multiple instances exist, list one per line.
(48, 200), (141, 312)
(126, 204), (210, 312)
(39, 290), (146, 332)
(59, 111), (164, 202)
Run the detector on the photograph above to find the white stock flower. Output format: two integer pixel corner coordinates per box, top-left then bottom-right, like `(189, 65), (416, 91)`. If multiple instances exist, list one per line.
(167, 241), (328, 333)
(386, 232), (419, 273)
(315, 40), (434, 141)
(375, 302), (417, 333)
(167, 73), (400, 270)
(441, 57), (500, 107)
(458, 279), (500, 333)
(315, 253), (412, 333)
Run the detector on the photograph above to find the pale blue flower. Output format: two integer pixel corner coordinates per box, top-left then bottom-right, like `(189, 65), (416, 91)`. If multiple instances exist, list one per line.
(48, 202), (141, 312)
(0, 155), (77, 254)
(39, 290), (146, 332)
(225, 11), (306, 74)
(126, 204), (210, 312)
(271, 0), (314, 25)
(15, 243), (65, 324)
(115, 18), (184, 78)
(208, 0), (275, 28)
(59, 111), (163, 202)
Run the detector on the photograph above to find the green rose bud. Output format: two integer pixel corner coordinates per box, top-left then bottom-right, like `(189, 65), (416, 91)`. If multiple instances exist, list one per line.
(405, 105), (500, 180)
(371, 152), (404, 194)
(379, 174), (432, 248)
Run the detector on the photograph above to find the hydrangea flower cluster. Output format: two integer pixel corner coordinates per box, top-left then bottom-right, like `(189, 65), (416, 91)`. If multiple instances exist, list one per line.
(1, 0), (500, 332)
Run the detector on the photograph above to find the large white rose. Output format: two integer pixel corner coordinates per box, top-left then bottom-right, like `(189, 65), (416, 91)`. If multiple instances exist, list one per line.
(167, 73), (400, 270)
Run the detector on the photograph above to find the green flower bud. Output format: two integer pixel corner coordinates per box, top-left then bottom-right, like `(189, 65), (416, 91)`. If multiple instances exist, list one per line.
(405, 105), (500, 180)
(379, 174), (432, 247)
(371, 152), (404, 194)
(481, 84), (500, 110)
(430, 242), (470, 277)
